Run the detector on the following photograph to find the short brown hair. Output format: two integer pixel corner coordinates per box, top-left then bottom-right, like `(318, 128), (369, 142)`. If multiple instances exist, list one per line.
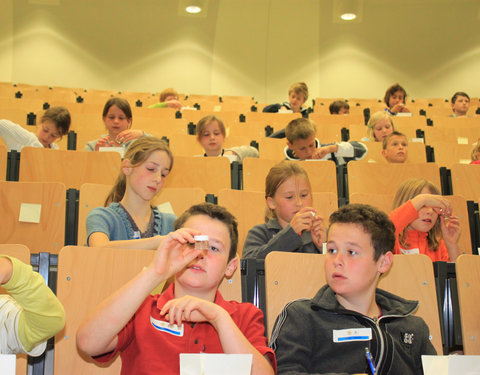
(285, 118), (316, 143)
(288, 82), (309, 101)
(382, 131), (407, 150)
(451, 91), (470, 104)
(196, 115), (226, 138)
(329, 100), (349, 114)
(329, 204), (395, 261)
(41, 106), (71, 136)
(174, 203), (238, 261)
(384, 83), (407, 107)
(159, 88), (179, 102)
(102, 97), (132, 127)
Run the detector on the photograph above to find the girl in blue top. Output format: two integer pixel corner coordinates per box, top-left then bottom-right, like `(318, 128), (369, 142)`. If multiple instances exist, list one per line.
(86, 137), (176, 248)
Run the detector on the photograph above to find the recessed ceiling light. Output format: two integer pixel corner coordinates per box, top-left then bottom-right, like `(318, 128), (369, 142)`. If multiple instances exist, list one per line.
(340, 12), (357, 21)
(186, 5), (202, 14)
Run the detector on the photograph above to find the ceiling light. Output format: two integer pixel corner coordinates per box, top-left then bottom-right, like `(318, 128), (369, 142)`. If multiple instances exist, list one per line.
(340, 12), (357, 21)
(186, 5), (201, 14)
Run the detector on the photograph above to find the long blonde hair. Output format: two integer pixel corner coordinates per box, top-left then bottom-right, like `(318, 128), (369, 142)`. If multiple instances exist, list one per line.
(104, 137), (173, 206)
(392, 178), (442, 251)
(264, 161), (312, 222)
(366, 111), (395, 141)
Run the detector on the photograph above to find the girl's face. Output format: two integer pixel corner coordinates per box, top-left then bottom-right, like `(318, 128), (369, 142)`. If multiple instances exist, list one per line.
(198, 121), (225, 156)
(103, 105), (132, 137)
(267, 175), (312, 228)
(123, 150), (171, 202)
(409, 187), (438, 233)
(36, 120), (60, 147)
(373, 118), (393, 141)
(388, 90), (405, 108)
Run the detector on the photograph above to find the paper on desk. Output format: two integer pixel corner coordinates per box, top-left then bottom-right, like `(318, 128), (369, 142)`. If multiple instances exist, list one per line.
(0, 354), (16, 375)
(422, 355), (480, 375)
(180, 353), (252, 375)
(19, 203), (42, 223)
(99, 146), (125, 158)
(156, 201), (175, 215)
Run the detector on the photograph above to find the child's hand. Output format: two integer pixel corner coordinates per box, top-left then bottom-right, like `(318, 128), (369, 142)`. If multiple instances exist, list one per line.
(160, 295), (226, 327)
(311, 215), (326, 250)
(290, 207), (316, 235)
(440, 215), (461, 246)
(312, 145), (337, 159)
(412, 194), (452, 216)
(116, 129), (143, 144)
(95, 136), (114, 151)
(151, 229), (202, 281)
(164, 99), (182, 109)
(390, 104), (410, 114)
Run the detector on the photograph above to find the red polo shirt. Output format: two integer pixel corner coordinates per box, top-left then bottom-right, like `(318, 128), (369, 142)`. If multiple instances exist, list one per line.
(95, 284), (276, 374)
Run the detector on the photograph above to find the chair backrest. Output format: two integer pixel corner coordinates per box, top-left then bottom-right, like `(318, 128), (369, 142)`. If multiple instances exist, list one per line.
(456, 254), (480, 354)
(163, 156), (231, 195)
(19, 147), (121, 189)
(243, 158), (338, 194)
(357, 141), (426, 163)
(217, 189), (337, 256)
(256, 137), (286, 161)
(0, 181), (65, 253)
(429, 141), (472, 168)
(450, 163), (480, 201)
(243, 112), (301, 128)
(264, 252), (442, 353)
(0, 244), (30, 375)
(77, 184), (207, 246)
(0, 144), (6, 180)
(309, 113), (364, 127)
(347, 161), (440, 195)
(55, 245), (241, 374)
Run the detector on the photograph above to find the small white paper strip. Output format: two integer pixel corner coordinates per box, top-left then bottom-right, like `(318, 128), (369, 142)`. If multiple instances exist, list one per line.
(0, 354), (16, 375)
(457, 137), (469, 145)
(460, 159), (471, 164)
(422, 355), (480, 375)
(411, 138), (424, 143)
(213, 105), (222, 112)
(396, 112), (412, 117)
(99, 147), (125, 158)
(156, 201), (175, 215)
(19, 203), (42, 223)
(180, 353), (252, 375)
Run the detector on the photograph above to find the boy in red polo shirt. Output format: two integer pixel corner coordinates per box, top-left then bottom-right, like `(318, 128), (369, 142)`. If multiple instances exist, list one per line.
(77, 203), (275, 375)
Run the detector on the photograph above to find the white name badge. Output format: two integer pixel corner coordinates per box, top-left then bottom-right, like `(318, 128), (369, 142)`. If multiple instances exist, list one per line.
(333, 328), (372, 343)
(400, 248), (420, 255)
(150, 316), (184, 337)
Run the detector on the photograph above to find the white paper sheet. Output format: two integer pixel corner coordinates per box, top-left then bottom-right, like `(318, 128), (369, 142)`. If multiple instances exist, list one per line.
(19, 203), (42, 223)
(156, 201), (175, 215)
(0, 354), (16, 375)
(99, 146), (124, 158)
(180, 353), (252, 375)
(422, 355), (480, 375)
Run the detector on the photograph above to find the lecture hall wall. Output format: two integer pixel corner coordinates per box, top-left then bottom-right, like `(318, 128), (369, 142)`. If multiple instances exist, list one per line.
(0, 0), (479, 104)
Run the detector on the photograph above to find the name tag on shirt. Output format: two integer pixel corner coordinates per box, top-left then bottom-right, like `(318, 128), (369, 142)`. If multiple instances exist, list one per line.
(150, 316), (184, 337)
(400, 248), (420, 255)
(333, 328), (372, 343)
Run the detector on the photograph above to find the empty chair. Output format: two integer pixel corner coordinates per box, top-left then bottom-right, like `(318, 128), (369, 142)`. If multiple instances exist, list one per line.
(429, 141), (472, 168)
(450, 163), (480, 201)
(0, 181), (65, 253)
(19, 147), (120, 189)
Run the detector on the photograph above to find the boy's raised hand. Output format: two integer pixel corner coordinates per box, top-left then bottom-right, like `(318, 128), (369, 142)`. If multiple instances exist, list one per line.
(290, 207), (316, 236)
(151, 229), (202, 281)
(160, 295), (226, 327)
(312, 144), (337, 159)
(311, 215), (326, 249)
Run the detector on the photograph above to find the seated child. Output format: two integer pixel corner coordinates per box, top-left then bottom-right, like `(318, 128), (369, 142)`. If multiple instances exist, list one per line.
(270, 204), (436, 375)
(263, 82), (310, 118)
(329, 100), (350, 114)
(0, 255), (65, 355)
(382, 131), (408, 163)
(0, 106), (71, 151)
(77, 203), (276, 375)
(362, 111), (395, 142)
(86, 137), (176, 248)
(196, 115), (258, 162)
(148, 88), (182, 109)
(284, 118), (367, 164)
(450, 91), (470, 117)
(242, 161), (326, 259)
(384, 83), (410, 115)
(390, 178), (461, 262)
(470, 140), (480, 164)
(85, 97), (148, 152)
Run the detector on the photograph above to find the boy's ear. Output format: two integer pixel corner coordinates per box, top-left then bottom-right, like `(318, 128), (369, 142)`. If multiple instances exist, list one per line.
(224, 256), (239, 278)
(378, 251), (393, 274)
(121, 159), (133, 176)
(287, 140), (294, 150)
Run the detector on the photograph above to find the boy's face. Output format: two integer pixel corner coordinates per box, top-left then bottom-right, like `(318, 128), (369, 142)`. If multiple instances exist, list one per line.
(325, 223), (392, 303)
(288, 91), (306, 113)
(452, 95), (470, 116)
(36, 120), (60, 147)
(287, 134), (316, 160)
(388, 90), (405, 108)
(175, 214), (237, 294)
(338, 106), (349, 115)
(382, 135), (408, 163)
